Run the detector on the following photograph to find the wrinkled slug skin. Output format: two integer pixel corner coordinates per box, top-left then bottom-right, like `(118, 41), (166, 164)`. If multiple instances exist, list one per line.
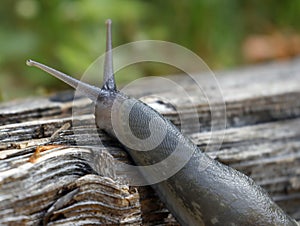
(96, 93), (298, 226)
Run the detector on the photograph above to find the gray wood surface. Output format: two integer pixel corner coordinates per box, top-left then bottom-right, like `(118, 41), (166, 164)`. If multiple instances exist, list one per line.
(0, 58), (300, 225)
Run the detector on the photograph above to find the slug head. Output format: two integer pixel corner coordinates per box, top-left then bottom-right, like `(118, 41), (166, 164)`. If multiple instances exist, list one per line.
(26, 19), (123, 134)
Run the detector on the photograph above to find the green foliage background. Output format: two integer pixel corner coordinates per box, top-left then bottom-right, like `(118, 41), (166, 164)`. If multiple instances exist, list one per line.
(0, 0), (299, 101)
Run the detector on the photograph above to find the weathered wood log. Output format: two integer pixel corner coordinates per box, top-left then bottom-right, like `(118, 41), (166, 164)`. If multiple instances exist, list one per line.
(0, 59), (300, 225)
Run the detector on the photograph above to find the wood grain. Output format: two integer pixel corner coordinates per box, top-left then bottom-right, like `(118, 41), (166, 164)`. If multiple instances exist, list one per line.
(0, 59), (300, 225)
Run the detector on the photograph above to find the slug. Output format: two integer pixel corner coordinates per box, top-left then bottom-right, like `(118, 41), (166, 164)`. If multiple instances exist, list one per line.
(26, 19), (298, 226)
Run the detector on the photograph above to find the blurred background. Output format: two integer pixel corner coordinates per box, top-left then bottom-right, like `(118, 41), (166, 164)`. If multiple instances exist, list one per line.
(0, 0), (300, 101)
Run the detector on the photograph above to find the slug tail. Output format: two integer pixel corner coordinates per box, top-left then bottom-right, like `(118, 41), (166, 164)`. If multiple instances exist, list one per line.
(102, 19), (116, 91)
(26, 59), (101, 102)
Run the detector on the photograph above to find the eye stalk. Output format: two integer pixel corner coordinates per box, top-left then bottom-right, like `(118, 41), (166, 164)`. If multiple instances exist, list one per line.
(102, 19), (116, 91)
(26, 20), (118, 102)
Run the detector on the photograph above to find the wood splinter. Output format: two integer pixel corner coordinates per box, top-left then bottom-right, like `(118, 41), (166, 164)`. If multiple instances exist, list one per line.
(28, 145), (63, 163)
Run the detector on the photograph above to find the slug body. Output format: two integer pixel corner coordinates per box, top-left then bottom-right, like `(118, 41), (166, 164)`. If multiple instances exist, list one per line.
(27, 20), (298, 226)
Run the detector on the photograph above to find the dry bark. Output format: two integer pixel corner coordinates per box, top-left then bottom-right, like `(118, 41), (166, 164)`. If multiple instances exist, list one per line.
(0, 59), (300, 225)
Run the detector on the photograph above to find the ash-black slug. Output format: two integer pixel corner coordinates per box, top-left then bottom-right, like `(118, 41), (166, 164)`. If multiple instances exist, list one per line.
(26, 19), (298, 226)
